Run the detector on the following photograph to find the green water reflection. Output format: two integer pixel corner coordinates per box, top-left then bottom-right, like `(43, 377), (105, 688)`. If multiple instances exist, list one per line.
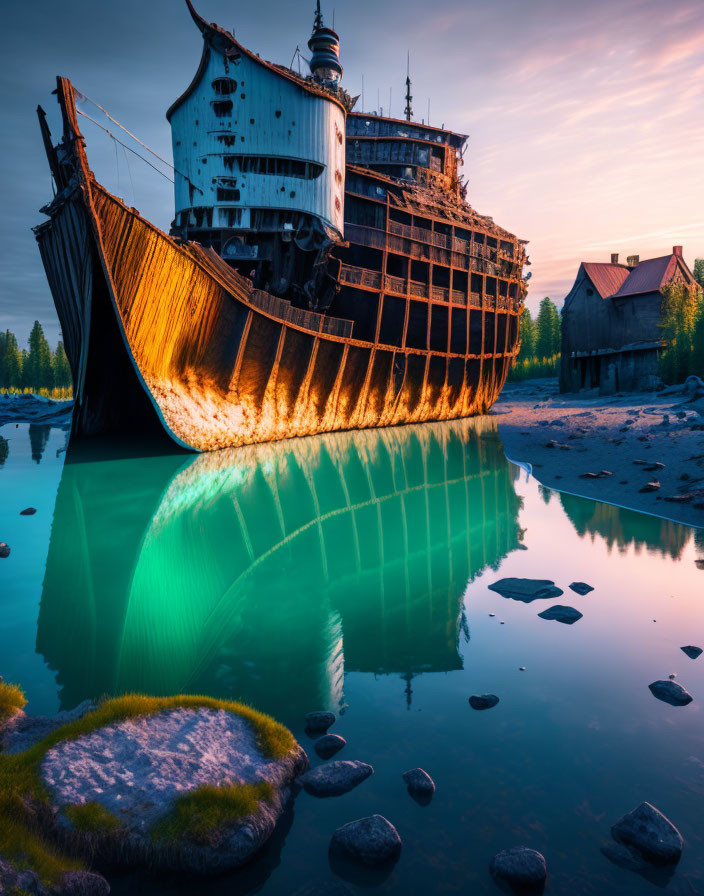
(39, 418), (522, 721)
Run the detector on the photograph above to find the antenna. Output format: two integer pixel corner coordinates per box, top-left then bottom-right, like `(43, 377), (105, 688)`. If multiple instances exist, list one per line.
(377, 87), (380, 115)
(404, 52), (413, 121)
(314, 0), (323, 30)
(362, 74), (364, 112)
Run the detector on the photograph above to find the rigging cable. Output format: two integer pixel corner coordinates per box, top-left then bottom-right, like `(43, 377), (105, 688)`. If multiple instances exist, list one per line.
(76, 110), (175, 184)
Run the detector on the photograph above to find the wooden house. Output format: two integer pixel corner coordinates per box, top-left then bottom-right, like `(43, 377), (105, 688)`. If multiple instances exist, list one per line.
(560, 246), (697, 393)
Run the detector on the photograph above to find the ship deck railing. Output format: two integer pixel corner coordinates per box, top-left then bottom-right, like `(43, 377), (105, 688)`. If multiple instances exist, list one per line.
(249, 289), (354, 339)
(338, 263), (521, 312)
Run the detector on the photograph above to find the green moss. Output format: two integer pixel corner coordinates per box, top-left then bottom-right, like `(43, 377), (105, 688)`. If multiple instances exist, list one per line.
(0, 681), (27, 722)
(63, 801), (122, 834)
(153, 782), (274, 845)
(0, 692), (296, 884)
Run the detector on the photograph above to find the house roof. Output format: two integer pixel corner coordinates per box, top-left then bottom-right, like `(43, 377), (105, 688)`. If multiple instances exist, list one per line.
(610, 254), (677, 298)
(581, 262), (630, 298)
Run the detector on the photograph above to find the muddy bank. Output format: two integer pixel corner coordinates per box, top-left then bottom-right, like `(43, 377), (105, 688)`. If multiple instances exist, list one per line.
(494, 378), (704, 529)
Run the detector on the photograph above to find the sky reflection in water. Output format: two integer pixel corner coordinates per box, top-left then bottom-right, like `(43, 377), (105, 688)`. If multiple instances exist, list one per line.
(0, 417), (703, 895)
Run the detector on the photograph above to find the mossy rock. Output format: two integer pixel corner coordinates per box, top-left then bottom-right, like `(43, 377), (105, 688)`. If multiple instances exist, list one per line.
(40, 703), (307, 874)
(0, 694), (307, 881)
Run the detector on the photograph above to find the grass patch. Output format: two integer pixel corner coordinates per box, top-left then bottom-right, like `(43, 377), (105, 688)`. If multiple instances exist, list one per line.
(0, 682), (27, 722)
(1, 387), (73, 400)
(0, 693), (295, 883)
(508, 354), (560, 382)
(152, 782), (274, 845)
(63, 802), (122, 834)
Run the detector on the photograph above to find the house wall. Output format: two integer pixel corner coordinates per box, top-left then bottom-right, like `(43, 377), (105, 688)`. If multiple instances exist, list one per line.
(170, 45), (346, 239)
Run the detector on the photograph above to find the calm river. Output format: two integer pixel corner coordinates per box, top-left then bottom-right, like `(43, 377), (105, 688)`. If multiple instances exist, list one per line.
(1, 417), (702, 894)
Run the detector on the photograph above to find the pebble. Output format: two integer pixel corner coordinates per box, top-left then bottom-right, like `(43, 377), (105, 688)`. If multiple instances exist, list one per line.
(488, 578), (563, 602)
(537, 605), (583, 625)
(519, 667), (526, 671)
(330, 814), (402, 866)
(490, 846), (547, 889)
(20, 507), (37, 516)
(402, 767), (435, 801)
(639, 481), (660, 492)
(469, 694), (499, 710)
(569, 582), (594, 595)
(305, 711), (335, 734)
(314, 734), (346, 759)
(300, 760), (373, 797)
(681, 645), (702, 660)
(648, 679), (693, 706)
(611, 802), (683, 864)
(0, 543), (10, 559)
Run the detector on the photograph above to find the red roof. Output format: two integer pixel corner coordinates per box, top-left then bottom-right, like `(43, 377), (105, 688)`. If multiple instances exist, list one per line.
(582, 262), (630, 298)
(611, 255), (677, 298)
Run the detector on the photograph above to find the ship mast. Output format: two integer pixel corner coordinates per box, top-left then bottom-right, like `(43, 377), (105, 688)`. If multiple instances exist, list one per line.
(404, 52), (413, 122)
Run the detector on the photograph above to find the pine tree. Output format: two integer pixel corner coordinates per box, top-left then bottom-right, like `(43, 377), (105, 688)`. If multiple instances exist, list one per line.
(694, 259), (704, 290)
(0, 330), (23, 389)
(535, 297), (561, 360)
(24, 321), (54, 391)
(52, 342), (72, 389)
(659, 283), (701, 383)
(517, 308), (535, 361)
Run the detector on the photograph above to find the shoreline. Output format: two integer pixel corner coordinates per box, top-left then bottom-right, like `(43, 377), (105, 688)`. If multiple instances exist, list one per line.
(494, 377), (704, 531)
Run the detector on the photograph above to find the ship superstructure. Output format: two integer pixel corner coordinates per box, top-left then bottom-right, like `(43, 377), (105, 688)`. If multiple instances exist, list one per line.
(33, 1), (527, 451)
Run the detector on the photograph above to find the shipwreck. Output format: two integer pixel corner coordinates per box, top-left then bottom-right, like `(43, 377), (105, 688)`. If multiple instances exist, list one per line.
(34, 0), (528, 451)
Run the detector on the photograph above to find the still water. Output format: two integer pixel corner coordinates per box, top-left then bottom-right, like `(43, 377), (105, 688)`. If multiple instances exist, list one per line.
(1, 417), (703, 894)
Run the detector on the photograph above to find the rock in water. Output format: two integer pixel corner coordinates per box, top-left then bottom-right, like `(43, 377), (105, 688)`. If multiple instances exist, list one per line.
(537, 605), (583, 625)
(569, 582), (593, 595)
(41, 707), (308, 874)
(314, 733), (346, 759)
(681, 645), (702, 660)
(300, 760), (373, 797)
(611, 802), (683, 864)
(402, 767), (435, 801)
(648, 680), (693, 706)
(330, 815), (401, 866)
(469, 694), (499, 710)
(0, 542), (10, 558)
(488, 578), (563, 602)
(20, 507), (37, 516)
(490, 846), (547, 890)
(305, 711), (335, 734)
(58, 870), (112, 895)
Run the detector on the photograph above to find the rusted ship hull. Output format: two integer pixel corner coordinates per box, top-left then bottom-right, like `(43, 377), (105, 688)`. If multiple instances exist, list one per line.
(35, 79), (520, 451)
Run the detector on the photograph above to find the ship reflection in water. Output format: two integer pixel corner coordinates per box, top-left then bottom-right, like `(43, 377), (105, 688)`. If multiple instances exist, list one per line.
(38, 418), (523, 721)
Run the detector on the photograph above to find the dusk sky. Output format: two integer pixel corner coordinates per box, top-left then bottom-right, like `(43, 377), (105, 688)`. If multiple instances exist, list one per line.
(1, 0), (703, 347)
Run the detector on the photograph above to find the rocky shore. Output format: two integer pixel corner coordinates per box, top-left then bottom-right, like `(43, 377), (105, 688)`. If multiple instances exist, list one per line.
(494, 377), (704, 529)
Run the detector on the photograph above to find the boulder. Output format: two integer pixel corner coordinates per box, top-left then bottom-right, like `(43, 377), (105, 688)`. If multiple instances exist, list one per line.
(40, 707), (308, 874)
(469, 694), (499, 711)
(611, 802), (683, 864)
(490, 846), (547, 890)
(488, 578), (563, 602)
(314, 733), (346, 759)
(305, 711), (335, 734)
(648, 680), (693, 706)
(402, 767), (435, 802)
(537, 605), (583, 625)
(300, 760), (373, 797)
(330, 815), (401, 866)
(569, 582), (593, 595)
(681, 645), (702, 660)
(56, 871), (111, 896)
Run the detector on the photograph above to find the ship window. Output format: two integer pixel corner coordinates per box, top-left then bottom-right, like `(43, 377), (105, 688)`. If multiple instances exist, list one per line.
(211, 100), (233, 116)
(275, 110), (282, 118)
(450, 308), (467, 354)
(217, 187), (241, 201)
(216, 134), (237, 147)
(430, 305), (449, 353)
(235, 156), (323, 179)
(212, 77), (238, 95)
(406, 301), (428, 351)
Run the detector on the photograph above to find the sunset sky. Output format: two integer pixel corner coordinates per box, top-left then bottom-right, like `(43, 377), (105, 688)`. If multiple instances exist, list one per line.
(1, 0), (703, 346)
